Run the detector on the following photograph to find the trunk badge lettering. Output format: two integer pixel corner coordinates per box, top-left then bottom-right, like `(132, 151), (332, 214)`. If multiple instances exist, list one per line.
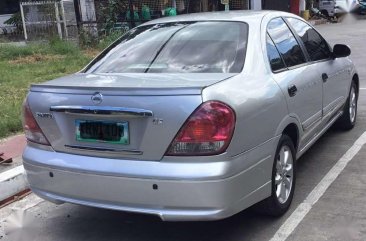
(36, 112), (53, 119)
(153, 118), (163, 125)
(91, 93), (103, 105)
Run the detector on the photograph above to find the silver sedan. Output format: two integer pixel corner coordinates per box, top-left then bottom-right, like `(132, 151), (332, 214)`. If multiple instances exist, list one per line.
(22, 11), (358, 221)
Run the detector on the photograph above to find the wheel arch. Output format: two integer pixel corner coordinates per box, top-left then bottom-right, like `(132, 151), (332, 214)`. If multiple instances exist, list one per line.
(275, 116), (301, 152)
(282, 124), (299, 152)
(352, 73), (359, 96)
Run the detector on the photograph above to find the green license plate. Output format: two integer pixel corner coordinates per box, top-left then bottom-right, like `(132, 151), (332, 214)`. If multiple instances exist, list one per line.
(76, 120), (129, 145)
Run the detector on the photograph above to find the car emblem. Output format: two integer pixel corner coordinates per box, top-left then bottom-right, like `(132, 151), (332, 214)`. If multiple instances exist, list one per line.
(91, 92), (103, 105)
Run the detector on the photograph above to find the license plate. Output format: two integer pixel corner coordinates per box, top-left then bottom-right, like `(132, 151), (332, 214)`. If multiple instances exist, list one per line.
(76, 120), (129, 145)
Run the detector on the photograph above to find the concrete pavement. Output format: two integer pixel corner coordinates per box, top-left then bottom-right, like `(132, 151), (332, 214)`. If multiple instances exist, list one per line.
(0, 135), (28, 206)
(0, 135), (26, 171)
(288, 146), (366, 241)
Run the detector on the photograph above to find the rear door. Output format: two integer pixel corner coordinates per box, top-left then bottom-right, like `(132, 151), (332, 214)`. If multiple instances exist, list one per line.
(267, 18), (323, 144)
(286, 17), (349, 123)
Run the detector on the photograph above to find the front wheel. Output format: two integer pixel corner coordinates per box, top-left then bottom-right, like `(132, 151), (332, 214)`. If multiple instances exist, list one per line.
(321, 10), (330, 17)
(335, 82), (358, 130)
(256, 135), (296, 216)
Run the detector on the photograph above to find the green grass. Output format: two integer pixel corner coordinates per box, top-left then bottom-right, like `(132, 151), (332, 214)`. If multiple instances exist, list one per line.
(0, 39), (96, 138)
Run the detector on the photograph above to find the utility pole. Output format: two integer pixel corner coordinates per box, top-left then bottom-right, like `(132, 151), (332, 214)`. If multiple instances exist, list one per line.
(73, 0), (82, 29)
(128, 0), (135, 28)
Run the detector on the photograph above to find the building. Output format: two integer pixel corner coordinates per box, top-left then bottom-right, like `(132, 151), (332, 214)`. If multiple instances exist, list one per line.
(1, 0), (306, 40)
(263, 0), (307, 15)
(82, 0), (260, 24)
(84, 0), (304, 24)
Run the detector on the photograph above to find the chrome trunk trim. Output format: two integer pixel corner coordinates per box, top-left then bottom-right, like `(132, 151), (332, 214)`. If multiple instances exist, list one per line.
(50, 106), (153, 117)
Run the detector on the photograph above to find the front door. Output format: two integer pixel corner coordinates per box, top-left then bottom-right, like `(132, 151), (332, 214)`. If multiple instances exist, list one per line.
(284, 17), (350, 124)
(319, 59), (350, 121)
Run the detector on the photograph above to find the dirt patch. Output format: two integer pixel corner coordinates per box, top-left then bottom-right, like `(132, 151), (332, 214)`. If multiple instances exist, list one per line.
(9, 54), (65, 65)
(82, 48), (101, 58)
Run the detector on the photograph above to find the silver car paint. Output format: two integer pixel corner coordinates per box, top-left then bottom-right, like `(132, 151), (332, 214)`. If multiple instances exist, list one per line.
(27, 90), (203, 161)
(23, 11), (357, 221)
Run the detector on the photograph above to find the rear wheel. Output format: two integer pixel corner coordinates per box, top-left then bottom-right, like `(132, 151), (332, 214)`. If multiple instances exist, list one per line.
(256, 135), (296, 216)
(335, 81), (358, 130)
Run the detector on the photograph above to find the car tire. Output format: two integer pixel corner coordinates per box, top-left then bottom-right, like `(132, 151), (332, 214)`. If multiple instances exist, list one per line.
(256, 135), (296, 216)
(321, 10), (329, 17)
(335, 81), (358, 130)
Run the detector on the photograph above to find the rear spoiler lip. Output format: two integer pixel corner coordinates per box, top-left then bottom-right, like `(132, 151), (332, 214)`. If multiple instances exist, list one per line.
(30, 84), (203, 96)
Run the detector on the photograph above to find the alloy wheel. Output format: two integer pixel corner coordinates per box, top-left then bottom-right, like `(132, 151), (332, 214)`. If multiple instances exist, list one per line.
(349, 86), (357, 123)
(275, 145), (294, 204)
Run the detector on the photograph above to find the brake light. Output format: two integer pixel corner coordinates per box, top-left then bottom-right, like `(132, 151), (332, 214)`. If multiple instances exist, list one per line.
(166, 101), (235, 156)
(22, 100), (50, 146)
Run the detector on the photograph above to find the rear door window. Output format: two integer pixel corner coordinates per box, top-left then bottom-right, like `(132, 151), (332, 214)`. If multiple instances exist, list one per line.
(286, 18), (332, 61)
(266, 34), (286, 72)
(267, 18), (307, 68)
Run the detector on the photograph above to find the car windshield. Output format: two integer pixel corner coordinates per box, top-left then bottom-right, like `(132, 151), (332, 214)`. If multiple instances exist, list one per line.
(85, 21), (248, 74)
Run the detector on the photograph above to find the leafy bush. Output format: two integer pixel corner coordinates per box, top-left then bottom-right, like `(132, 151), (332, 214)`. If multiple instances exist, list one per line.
(97, 30), (124, 49)
(4, 12), (23, 32)
(78, 28), (100, 48)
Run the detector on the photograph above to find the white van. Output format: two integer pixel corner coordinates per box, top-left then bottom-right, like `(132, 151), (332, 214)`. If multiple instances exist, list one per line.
(319, 0), (359, 16)
(0, 14), (13, 34)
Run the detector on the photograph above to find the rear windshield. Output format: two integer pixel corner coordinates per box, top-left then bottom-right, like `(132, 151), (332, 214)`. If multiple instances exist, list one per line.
(85, 21), (248, 74)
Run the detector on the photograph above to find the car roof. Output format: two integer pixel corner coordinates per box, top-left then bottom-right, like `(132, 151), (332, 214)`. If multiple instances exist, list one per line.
(141, 10), (298, 26)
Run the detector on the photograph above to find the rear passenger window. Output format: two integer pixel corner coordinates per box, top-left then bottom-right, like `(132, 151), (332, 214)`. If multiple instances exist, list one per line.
(286, 18), (332, 61)
(267, 18), (306, 68)
(266, 34), (286, 72)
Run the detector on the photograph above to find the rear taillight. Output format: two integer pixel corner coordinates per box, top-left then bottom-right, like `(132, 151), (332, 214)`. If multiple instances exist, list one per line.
(166, 101), (235, 156)
(22, 100), (50, 146)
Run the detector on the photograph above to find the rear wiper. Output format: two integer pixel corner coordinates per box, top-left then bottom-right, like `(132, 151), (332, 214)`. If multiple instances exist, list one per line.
(145, 25), (189, 73)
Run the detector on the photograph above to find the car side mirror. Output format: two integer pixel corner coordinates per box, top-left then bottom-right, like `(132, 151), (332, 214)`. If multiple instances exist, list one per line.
(332, 44), (351, 59)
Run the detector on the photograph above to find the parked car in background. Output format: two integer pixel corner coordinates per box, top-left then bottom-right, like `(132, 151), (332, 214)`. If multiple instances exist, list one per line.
(0, 0), (19, 34)
(22, 11), (358, 221)
(0, 15), (11, 34)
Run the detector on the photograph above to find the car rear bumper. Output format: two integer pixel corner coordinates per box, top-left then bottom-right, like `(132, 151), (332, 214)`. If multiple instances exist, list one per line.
(23, 141), (276, 221)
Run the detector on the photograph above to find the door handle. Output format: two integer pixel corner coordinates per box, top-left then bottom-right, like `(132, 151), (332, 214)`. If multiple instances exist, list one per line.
(322, 73), (329, 82)
(288, 85), (298, 97)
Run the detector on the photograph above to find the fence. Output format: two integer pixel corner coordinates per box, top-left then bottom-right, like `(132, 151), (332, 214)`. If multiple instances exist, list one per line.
(92, 0), (250, 32)
(19, 0), (77, 41)
(1, 0), (250, 43)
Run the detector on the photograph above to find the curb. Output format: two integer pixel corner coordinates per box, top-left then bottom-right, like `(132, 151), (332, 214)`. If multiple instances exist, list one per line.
(0, 164), (29, 205)
(309, 19), (329, 26)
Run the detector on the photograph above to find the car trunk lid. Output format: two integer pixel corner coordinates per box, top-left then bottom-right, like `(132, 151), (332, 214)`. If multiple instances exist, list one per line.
(27, 73), (235, 161)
